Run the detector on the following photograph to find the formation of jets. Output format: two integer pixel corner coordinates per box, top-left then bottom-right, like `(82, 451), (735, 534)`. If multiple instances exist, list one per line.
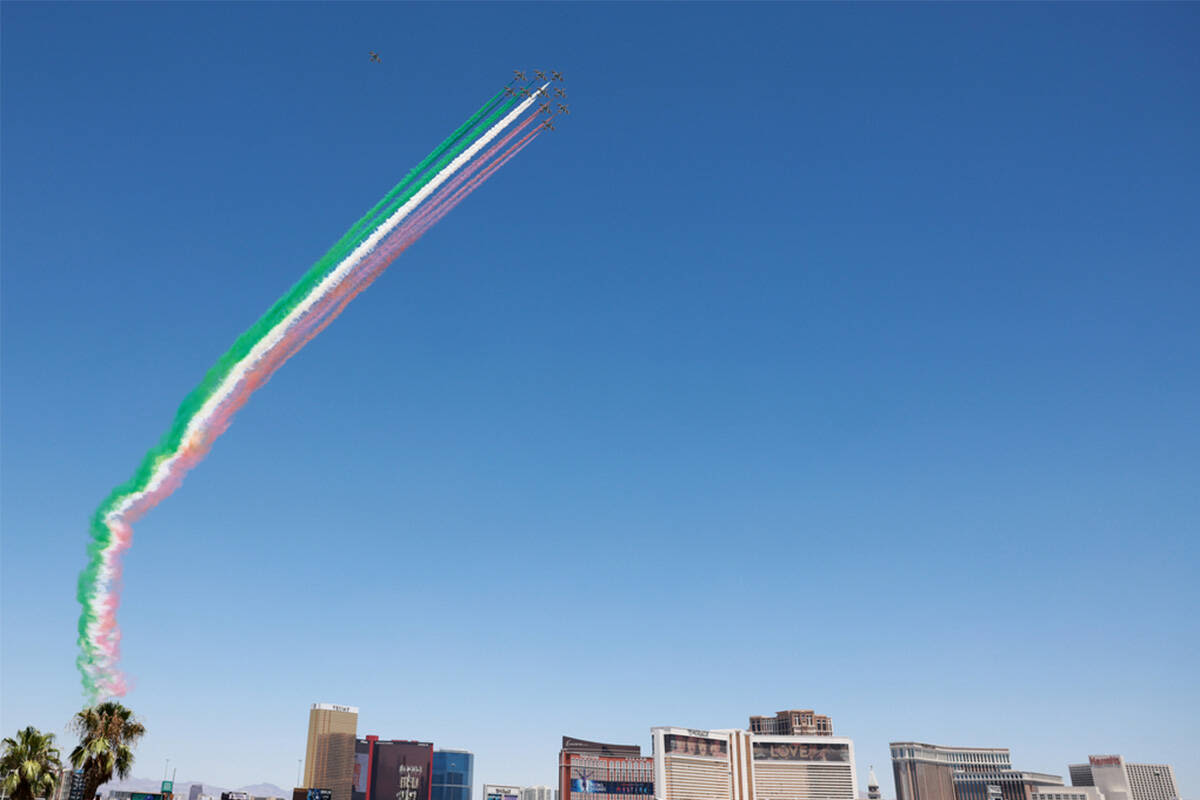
(513, 68), (564, 83)
(511, 69), (569, 130)
(359, 62), (567, 129)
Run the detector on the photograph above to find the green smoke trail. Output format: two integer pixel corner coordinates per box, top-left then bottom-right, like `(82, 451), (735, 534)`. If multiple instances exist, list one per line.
(343, 88), (512, 246)
(77, 87), (517, 699)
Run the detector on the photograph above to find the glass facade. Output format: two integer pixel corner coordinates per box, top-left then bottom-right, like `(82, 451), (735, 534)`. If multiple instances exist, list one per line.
(433, 750), (474, 800)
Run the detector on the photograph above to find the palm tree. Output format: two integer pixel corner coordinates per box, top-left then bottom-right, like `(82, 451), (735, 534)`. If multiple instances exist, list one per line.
(1, 725), (62, 800)
(68, 702), (145, 800)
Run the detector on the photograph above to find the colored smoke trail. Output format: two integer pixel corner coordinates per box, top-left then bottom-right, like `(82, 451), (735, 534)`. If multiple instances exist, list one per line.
(76, 81), (559, 700)
(273, 125), (548, 368)
(199, 127), (547, 450)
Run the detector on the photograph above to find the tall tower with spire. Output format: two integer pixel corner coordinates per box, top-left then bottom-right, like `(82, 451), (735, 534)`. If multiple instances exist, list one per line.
(869, 766), (882, 800)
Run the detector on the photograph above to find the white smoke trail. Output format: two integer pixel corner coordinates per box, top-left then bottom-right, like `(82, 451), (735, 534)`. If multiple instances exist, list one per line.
(88, 88), (548, 655)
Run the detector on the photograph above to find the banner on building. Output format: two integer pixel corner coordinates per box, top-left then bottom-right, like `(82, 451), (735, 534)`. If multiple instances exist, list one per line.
(751, 742), (850, 762)
(662, 734), (728, 760)
(352, 738), (372, 800)
(569, 780), (653, 795)
(371, 741), (433, 800)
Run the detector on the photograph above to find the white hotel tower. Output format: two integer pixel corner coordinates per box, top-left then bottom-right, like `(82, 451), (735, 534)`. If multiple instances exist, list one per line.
(1068, 756), (1180, 800)
(652, 727), (856, 800)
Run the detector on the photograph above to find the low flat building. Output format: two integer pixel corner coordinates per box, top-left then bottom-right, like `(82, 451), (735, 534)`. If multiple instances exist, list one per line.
(559, 736), (654, 800)
(484, 787), (522, 800)
(955, 771), (1063, 800)
(1033, 786), (1106, 800)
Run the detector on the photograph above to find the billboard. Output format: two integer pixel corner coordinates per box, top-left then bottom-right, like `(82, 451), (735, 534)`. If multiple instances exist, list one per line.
(352, 739), (372, 800)
(484, 787), (520, 800)
(569, 781), (653, 795)
(751, 742), (850, 762)
(561, 738), (643, 759)
(662, 734), (728, 760)
(371, 741), (433, 800)
(67, 772), (86, 800)
(295, 790), (334, 800)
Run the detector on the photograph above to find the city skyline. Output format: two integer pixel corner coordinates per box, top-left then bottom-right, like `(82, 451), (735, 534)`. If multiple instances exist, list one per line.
(2, 0), (1197, 796)
(83, 719), (1191, 800)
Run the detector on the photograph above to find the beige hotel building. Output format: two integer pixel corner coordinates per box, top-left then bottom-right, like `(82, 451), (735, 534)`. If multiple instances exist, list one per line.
(651, 727), (857, 800)
(303, 703), (359, 800)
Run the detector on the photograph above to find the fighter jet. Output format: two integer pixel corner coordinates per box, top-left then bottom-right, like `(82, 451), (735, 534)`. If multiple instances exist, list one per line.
(536, 87), (550, 98)
(513, 69), (527, 81)
(553, 87), (567, 98)
(552, 71), (564, 81)
(518, 87), (531, 97)
(538, 103), (552, 115)
(556, 103), (570, 115)
(369, 51), (381, 63)
(534, 70), (547, 81)
(542, 119), (556, 131)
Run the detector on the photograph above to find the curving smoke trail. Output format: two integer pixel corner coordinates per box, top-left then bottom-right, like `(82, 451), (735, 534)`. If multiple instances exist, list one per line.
(76, 82), (558, 700)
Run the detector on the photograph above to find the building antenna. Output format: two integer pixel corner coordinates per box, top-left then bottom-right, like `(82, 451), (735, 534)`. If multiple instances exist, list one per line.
(296, 759), (302, 788)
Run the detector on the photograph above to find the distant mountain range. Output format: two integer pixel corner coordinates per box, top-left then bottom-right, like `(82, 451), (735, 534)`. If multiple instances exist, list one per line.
(98, 779), (291, 799)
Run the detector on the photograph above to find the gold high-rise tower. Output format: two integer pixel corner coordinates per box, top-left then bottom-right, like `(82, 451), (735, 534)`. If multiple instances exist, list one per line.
(303, 703), (358, 800)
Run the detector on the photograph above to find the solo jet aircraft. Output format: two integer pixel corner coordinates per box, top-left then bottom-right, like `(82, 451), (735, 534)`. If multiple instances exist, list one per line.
(369, 51), (381, 63)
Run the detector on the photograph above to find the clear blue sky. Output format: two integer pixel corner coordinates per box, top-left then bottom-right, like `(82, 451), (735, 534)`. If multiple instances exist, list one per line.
(2, 1), (1197, 796)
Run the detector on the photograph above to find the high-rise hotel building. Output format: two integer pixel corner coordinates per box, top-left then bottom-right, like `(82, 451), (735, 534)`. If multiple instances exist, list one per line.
(1068, 756), (1179, 800)
(433, 750), (475, 800)
(303, 703), (359, 800)
(890, 743), (1062, 800)
(652, 727), (856, 800)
